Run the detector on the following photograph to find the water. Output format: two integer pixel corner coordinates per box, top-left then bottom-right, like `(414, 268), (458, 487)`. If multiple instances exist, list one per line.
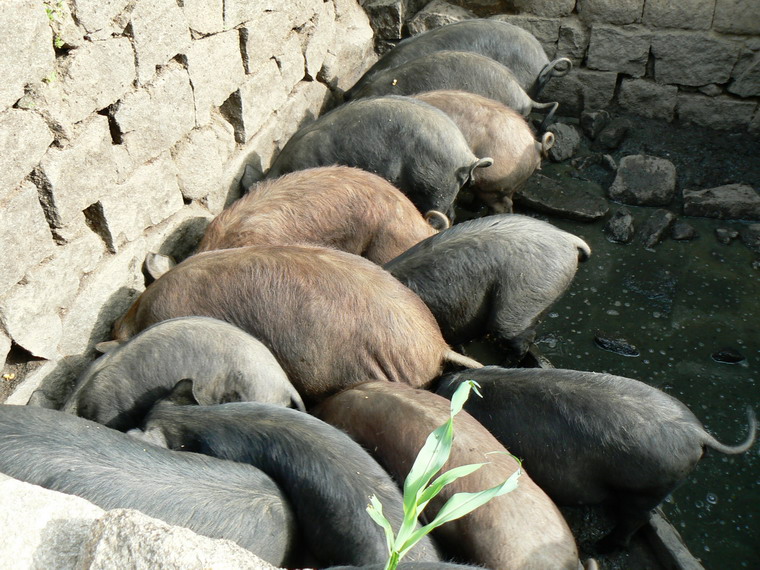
(534, 211), (759, 569)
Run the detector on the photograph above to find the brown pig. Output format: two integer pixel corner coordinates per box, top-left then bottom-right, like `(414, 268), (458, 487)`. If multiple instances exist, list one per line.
(197, 166), (447, 264)
(112, 245), (481, 405)
(314, 381), (581, 570)
(414, 90), (554, 213)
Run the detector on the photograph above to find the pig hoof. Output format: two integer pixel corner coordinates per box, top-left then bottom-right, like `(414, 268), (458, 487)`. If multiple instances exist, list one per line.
(595, 533), (625, 554)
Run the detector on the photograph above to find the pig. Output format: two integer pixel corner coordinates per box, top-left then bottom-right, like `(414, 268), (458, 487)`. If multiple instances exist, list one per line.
(112, 245), (482, 405)
(349, 51), (559, 128)
(384, 214), (591, 362)
(61, 316), (303, 431)
(197, 166), (448, 265)
(138, 384), (442, 567)
(314, 381), (581, 570)
(325, 565), (478, 569)
(435, 366), (758, 552)
(265, 96), (493, 217)
(414, 90), (554, 213)
(346, 19), (572, 100)
(0, 404), (298, 566)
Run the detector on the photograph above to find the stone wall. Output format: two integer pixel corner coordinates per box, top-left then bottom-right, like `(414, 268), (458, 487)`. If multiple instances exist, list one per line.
(1, 0), (375, 404)
(362, 0), (760, 131)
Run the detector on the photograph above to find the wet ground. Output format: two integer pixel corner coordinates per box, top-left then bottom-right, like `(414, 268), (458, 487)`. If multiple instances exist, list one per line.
(479, 113), (760, 569)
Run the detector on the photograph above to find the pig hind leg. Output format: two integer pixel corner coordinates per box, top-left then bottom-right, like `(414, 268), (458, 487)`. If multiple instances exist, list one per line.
(596, 487), (672, 553)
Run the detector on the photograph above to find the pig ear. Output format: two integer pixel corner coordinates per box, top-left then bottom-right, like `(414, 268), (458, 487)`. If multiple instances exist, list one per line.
(95, 340), (122, 354)
(165, 378), (201, 407)
(144, 252), (175, 282)
(424, 210), (451, 231)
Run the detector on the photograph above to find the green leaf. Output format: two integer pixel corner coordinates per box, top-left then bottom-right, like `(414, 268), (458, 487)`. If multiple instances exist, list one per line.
(366, 495), (396, 553)
(417, 462), (487, 509)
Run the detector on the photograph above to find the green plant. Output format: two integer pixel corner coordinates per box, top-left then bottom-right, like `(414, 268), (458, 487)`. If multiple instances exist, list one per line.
(43, 1), (65, 50)
(366, 380), (521, 570)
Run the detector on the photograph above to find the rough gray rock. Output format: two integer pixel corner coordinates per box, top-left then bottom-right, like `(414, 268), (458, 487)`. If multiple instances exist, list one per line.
(683, 184), (760, 220)
(604, 207), (636, 243)
(130, 0), (192, 86)
(407, 1), (474, 35)
(363, 0), (407, 40)
(713, 0), (760, 34)
(715, 227), (740, 244)
(184, 30), (246, 126)
(699, 84), (724, 97)
(608, 155), (677, 206)
(678, 93), (758, 130)
(728, 48), (760, 98)
(651, 32), (740, 87)
(671, 219), (698, 240)
(239, 12), (294, 74)
(558, 19), (591, 64)
(577, 0), (644, 25)
(539, 69), (617, 117)
(275, 33), (308, 95)
(618, 78), (678, 121)
(0, 181), (57, 297)
(515, 173), (610, 221)
(595, 118), (631, 150)
(182, 0), (224, 35)
(0, 329), (10, 370)
(492, 15), (561, 59)
(511, 0), (576, 17)
(69, 0), (131, 35)
(642, 0), (714, 30)
(639, 208), (677, 248)
(739, 223), (760, 254)
(112, 63), (196, 166)
(302, 1), (336, 80)
(580, 110), (611, 139)
(0, 0), (55, 111)
(547, 123), (582, 162)
(587, 25), (650, 77)
(0, 109), (54, 192)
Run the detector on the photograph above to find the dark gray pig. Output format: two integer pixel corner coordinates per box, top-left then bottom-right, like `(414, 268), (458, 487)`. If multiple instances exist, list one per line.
(62, 316), (304, 431)
(384, 214), (591, 361)
(138, 386), (441, 567)
(266, 96), (493, 216)
(350, 51), (559, 127)
(0, 404), (298, 566)
(325, 564), (479, 569)
(414, 90), (554, 213)
(197, 166), (447, 265)
(436, 366), (757, 551)
(112, 245), (482, 405)
(346, 19), (572, 99)
(314, 381), (581, 570)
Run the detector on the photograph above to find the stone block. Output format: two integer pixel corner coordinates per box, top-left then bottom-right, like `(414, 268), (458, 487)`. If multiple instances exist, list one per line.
(363, 0), (406, 40)
(494, 15), (561, 59)
(0, 330), (9, 371)
(97, 153), (185, 250)
(33, 115), (124, 229)
(282, 0), (324, 29)
(223, 60), (289, 144)
(81, 509), (279, 569)
(651, 32), (740, 87)
(0, 109), (54, 193)
(587, 25), (650, 77)
(683, 184), (760, 220)
(511, 0), (575, 17)
(608, 154), (677, 207)
(0, 232), (104, 360)
(184, 30), (246, 126)
(45, 0), (86, 49)
(223, 0), (281, 29)
(0, 0), (55, 111)
(642, 0), (715, 30)
(240, 12), (294, 74)
(0, 181), (56, 296)
(182, 0), (224, 35)
(577, 0), (644, 24)
(172, 115), (237, 205)
(0, 476), (104, 569)
(714, 0), (760, 35)
(302, 0), (336, 80)
(407, 1), (474, 35)
(113, 63), (196, 166)
(541, 69), (617, 117)
(618, 78), (678, 121)
(677, 93), (757, 130)
(26, 37), (135, 132)
(69, 0), (131, 35)
(728, 48), (760, 98)
(558, 19), (591, 64)
(130, 0), (192, 86)
(547, 122), (582, 162)
(319, 0), (377, 94)
(276, 33), (308, 95)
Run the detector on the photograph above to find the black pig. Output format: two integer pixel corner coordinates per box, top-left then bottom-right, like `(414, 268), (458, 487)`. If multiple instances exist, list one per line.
(0, 404), (298, 566)
(63, 316), (303, 431)
(138, 384), (441, 567)
(436, 366), (757, 551)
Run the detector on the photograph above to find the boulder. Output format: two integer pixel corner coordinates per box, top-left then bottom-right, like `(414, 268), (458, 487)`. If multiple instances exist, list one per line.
(683, 184), (760, 220)
(547, 122), (582, 162)
(739, 223), (760, 254)
(639, 208), (677, 248)
(604, 207), (636, 243)
(515, 173), (609, 221)
(608, 154), (677, 206)
(407, 1), (474, 35)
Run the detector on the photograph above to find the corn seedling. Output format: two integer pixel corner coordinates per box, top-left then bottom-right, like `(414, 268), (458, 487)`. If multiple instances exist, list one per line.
(366, 380), (521, 570)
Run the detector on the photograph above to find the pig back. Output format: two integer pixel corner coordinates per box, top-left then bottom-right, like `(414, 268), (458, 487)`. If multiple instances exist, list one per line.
(112, 246), (450, 404)
(197, 166), (437, 264)
(315, 382), (579, 570)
